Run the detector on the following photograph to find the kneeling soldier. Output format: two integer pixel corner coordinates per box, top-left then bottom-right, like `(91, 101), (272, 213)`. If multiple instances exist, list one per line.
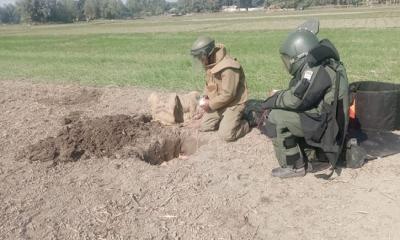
(261, 20), (350, 178)
(191, 36), (250, 141)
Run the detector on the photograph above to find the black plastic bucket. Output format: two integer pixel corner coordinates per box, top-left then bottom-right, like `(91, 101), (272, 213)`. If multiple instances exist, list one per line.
(350, 81), (400, 131)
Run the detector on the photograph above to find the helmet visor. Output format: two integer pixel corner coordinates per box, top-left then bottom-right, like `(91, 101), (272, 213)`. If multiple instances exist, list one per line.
(192, 52), (207, 70)
(281, 54), (292, 73)
(191, 56), (206, 90)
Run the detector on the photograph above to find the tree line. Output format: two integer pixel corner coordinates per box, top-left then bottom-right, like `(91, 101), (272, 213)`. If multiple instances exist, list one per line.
(0, 0), (170, 23)
(0, 0), (392, 24)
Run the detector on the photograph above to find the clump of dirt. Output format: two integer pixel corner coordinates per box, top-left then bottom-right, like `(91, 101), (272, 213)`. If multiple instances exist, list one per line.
(20, 114), (184, 165)
(38, 89), (101, 106)
(61, 111), (83, 125)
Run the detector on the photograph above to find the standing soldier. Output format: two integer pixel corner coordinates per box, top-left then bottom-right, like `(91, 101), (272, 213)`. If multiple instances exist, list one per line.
(190, 36), (250, 141)
(260, 20), (350, 178)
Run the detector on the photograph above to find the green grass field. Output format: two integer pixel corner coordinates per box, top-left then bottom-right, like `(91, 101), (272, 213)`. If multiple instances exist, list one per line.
(1, 7), (400, 97)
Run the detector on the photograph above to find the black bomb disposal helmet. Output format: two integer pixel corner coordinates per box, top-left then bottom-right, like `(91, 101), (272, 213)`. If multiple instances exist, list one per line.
(279, 19), (320, 75)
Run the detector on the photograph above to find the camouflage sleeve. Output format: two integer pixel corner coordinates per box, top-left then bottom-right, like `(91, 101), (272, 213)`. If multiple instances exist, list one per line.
(208, 68), (239, 110)
(274, 84), (305, 110)
(269, 66), (331, 111)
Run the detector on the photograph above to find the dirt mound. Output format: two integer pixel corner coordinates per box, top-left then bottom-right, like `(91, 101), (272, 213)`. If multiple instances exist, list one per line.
(20, 114), (183, 165)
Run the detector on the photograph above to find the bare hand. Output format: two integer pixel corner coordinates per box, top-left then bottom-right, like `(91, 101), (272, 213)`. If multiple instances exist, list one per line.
(200, 99), (211, 112)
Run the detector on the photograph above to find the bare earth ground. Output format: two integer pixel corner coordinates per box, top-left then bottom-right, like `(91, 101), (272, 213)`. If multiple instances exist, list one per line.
(1, 80), (400, 240)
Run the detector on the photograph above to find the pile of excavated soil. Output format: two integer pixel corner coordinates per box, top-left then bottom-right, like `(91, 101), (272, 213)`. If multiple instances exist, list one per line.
(19, 114), (182, 165)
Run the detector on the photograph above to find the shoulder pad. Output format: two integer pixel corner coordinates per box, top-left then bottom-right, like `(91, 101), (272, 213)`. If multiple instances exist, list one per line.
(210, 57), (241, 74)
(307, 39), (340, 67)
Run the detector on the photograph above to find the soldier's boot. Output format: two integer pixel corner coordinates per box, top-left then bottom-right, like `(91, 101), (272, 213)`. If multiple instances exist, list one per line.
(272, 151), (306, 178)
(305, 163), (313, 173)
(306, 149), (331, 173)
(272, 166), (306, 178)
(269, 119), (306, 178)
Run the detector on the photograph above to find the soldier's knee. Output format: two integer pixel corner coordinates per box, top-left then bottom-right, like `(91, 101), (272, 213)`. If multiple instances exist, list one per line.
(199, 121), (218, 132)
(218, 130), (236, 142)
(283, 135), (298, 149)
(217, 120), (239, 141)
(267, 109), (279, 124)
(199, 117), (220, 132)
(260, 120), (277, 138)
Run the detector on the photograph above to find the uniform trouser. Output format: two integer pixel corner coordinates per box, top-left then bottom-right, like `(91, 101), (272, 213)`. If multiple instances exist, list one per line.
(268, 109), (311, 168)
(200, 104), (250, 142)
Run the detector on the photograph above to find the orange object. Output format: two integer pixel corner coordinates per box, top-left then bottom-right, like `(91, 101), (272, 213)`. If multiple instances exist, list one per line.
(349, 99), (356, 119)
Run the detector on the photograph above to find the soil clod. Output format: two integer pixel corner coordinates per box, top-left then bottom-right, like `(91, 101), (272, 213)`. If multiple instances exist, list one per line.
(61, 111), (83, 125)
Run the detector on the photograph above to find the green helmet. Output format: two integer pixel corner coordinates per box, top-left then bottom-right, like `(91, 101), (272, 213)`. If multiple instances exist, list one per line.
(279, 30), (319, 75)
(190, 36), (215, 58)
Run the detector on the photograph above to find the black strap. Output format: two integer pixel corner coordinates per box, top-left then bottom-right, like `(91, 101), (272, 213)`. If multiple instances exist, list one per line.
(329, 60), (347, 169)
(315, 61), (344, 179)
(331, 61), (345, 168)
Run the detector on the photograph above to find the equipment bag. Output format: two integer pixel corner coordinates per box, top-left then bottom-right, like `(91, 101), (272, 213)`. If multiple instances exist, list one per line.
(349, 81), (400, 131)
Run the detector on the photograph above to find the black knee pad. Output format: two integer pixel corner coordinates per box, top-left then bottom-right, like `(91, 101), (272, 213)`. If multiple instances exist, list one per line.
(284, 136), (298, 149)
(286, 153), (304, 168)
(260, 120), (277, 138)
(286, 152), (300, 165)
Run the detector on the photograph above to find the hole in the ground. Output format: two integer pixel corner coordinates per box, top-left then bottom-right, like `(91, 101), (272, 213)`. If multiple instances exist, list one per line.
(19, 114), (201, 165)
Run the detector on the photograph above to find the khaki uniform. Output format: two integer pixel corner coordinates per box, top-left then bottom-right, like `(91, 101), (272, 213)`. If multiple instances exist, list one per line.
(200, 44), (250, 141)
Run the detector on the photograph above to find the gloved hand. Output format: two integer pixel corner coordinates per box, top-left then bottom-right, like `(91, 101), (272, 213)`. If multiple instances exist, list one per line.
(261, 92), (279, 110)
